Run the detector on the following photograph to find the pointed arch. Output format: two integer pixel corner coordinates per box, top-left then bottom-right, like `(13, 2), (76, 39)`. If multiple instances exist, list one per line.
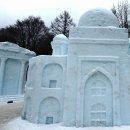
(83, 67), (113, 126)
(82, 67), (113, 89)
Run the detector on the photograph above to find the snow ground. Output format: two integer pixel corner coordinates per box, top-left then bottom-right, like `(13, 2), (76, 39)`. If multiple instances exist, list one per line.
(0, 95), (24, 103)
(1, 117), (130, 130)
(0, 96), (23, 129)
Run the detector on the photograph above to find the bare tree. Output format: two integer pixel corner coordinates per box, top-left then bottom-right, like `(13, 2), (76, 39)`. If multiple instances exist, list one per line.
(0, 26), (18, 43)
(15, 16), (48, 52)
(111, 5), (117, 17)
(0, 16), (53, 55)
(112, 0), (129, 28)
(50, 11), (76, 37)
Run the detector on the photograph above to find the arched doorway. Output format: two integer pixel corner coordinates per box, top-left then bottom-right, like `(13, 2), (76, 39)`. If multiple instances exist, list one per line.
(38, 97), (60, 124)
(83, 71), (113, 127)
(42, 63), (63, 88)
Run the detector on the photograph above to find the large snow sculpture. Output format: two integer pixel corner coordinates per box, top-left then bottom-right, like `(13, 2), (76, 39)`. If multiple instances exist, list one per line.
(0, 42), (35, 96)
(22, 8), (130, 127)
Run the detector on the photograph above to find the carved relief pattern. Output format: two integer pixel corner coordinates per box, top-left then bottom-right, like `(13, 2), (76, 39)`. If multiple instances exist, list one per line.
(84, 70), (112, 126)
(91, 80), (106, 96)
(91, 104), (106, 126)
(42, 63), (63, 88)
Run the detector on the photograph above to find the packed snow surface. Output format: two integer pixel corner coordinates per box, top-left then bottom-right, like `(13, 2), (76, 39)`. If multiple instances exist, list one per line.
(2, 117), (130, 130)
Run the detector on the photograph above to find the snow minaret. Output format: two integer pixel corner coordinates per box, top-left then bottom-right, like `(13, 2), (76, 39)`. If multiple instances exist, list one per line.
(51, 34), (69, 55)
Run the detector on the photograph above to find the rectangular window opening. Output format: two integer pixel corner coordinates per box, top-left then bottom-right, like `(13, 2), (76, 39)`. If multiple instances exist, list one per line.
(46, 117), (53, 124)
(49, 80), (57, 88)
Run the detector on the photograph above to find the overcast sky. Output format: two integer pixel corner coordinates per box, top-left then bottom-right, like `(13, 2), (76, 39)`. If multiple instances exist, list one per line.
(0, 0), (119, 28)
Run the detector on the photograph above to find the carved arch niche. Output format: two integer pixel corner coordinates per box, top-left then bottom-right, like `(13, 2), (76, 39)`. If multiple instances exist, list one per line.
(42, 63), (63, 88)
(83, 68), (113, 127)
(38, 97), (60, 124)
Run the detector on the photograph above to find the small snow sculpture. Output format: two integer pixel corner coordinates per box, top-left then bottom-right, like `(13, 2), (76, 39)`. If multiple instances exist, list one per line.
(51, 34), (69, 55)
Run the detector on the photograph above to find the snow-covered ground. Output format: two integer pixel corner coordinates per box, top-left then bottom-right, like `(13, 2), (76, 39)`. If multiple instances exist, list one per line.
(1, 117), (130, 130)
(0, 96), (23, 129)
(0, 95), (24, 103)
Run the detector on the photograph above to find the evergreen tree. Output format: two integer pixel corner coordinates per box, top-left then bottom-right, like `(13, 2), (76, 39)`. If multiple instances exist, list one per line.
(50, 11), (76, 37)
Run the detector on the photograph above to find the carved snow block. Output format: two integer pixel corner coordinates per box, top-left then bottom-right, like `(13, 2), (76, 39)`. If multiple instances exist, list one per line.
(0, 42), (35, 95)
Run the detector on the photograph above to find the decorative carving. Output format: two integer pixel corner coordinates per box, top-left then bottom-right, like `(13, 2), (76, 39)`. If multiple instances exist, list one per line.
(91, 80), (106, 96)
(84, 70), (112, 126)
(38, 97), (60, 124)
(91, 104), (106, 126)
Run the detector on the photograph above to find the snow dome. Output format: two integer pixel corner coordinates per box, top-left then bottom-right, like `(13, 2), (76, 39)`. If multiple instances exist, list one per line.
(78, 8), (119, 27)
(53, 34), (68, 41)
(51, 34), (69, 55)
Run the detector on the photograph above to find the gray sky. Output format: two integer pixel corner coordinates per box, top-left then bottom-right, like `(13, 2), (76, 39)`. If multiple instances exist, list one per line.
(0, 0), (119, 28)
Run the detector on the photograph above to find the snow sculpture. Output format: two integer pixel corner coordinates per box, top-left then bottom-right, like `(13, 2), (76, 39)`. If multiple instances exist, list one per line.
(0, 42), (35, 96)
(22, 8), (130, 127)
(51, 34), (69, 55)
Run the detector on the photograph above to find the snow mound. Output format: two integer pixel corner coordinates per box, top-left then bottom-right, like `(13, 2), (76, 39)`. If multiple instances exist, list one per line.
(78, 8), (119, 27)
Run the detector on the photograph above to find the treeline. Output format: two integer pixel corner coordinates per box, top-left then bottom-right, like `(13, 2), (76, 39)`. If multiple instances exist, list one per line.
(111, 0), (130, 37)
(0, 11), (75, 55)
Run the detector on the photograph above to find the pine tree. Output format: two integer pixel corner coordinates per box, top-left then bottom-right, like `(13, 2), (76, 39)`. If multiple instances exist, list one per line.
(50, 11), (75, 37)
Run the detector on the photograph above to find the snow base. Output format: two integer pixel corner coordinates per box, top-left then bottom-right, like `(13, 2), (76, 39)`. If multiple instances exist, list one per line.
(0, 95), (24, 103)
(2, 117), (130, 130)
